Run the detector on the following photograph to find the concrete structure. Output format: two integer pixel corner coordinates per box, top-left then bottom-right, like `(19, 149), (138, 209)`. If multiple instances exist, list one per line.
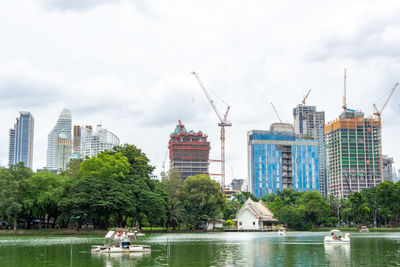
(46, 109), (71, 169)
(79, 124), (119, 158)
(293, 104), (327, 196)
(8, 112), (34, 168)
(325, 110), (383, 198)
(169, 120), (210, 180)
(236, 198), (277, 230)
(55, 130), (72, 171)
(382, 155), (395, 182)
(247, 124), (319, 198)
(230, 178), (245, 191)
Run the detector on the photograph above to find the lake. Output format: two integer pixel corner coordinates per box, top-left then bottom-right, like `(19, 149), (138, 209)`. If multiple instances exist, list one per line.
(0, 232), (399, 266)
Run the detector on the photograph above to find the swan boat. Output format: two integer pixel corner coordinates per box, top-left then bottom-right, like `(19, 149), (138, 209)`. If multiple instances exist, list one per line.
(324, 230), (350, 243)
(91, 228), (151, 253)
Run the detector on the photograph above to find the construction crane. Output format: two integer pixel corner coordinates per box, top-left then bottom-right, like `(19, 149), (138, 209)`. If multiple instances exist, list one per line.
(343, 68), (347, 112)
(270, 102), (283, 123)
(373, 82), (399, 118)
(192, 71), (232, 191)
(301, 89), (312, 105)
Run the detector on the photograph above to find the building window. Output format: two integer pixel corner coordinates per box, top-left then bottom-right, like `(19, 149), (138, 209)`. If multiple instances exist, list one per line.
(253, 222), (255, 225)
(239, 222), (242, 226)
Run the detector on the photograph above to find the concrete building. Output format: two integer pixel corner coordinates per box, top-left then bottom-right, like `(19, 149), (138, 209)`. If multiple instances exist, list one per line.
(382, 155), (395, 182)
(55, 130), (72, 171)
(236, 198), (277, 230)
(46, 109), (71, 169)
(79, 124), (119, 158)
(169, 120), (210, 180)
(8, 112), (34, 168)
(325, 110), (382, 198)
(248, 123), (319, 198)
(230, 178), (245, 191)
(293, 104), (327, 196)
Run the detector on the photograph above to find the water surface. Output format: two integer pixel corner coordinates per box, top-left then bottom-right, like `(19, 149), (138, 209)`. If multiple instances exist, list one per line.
(0, 232), (399, 266)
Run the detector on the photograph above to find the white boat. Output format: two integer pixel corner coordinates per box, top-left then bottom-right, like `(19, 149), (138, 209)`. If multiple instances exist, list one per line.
(278, 228), (286, 236)
(360, 226), (369, 232)
(91, 228), (150, 253)
(324, 230), (350, 243)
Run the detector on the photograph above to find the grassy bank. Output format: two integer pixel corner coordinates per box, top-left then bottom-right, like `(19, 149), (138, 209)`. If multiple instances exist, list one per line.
(0, 229), (107, 236)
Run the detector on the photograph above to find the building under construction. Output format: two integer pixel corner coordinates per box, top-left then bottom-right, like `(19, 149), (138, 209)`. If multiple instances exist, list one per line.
(169, 121), (210, 180)
(325, 110), (382, 198)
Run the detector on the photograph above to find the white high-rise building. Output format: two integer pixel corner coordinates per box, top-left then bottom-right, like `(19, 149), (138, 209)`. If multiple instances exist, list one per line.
(46, 109), (72, 169)
(79, 124), (119, 158)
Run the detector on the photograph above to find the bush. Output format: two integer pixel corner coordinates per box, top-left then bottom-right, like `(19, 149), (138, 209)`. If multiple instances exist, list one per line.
(224, 220), (234, 227)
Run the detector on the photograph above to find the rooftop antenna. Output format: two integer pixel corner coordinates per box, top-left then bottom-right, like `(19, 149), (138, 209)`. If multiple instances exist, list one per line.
(343, 68), (347, 112)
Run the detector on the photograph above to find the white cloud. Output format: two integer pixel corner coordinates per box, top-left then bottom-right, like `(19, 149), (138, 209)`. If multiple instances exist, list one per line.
(0, 0), (399, 181)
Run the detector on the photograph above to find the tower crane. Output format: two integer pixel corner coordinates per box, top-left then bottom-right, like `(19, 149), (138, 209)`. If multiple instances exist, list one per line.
(343, 68), (347, 112)
(373, 82), (399, 118)
(301, 89), (312, 105)
(192, 71), (232, 191)
(270, 102), (283, 123)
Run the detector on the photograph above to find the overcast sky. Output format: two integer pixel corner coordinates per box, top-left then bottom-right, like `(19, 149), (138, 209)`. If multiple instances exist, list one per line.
(1, 0), (400, 184)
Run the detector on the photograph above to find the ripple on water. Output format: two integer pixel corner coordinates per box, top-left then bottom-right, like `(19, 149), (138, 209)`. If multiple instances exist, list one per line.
(0, 236), (103, 247)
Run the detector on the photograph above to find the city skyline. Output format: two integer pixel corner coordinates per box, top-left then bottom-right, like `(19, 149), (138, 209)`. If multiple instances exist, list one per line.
(0, 1), (399, 183)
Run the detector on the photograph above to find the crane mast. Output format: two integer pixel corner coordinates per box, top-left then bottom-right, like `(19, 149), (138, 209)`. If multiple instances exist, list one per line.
(373, 82), (399, 117)
(270, 102), (283, 123)
(302, 89), (312, 105)
(192, 71), (232, 191)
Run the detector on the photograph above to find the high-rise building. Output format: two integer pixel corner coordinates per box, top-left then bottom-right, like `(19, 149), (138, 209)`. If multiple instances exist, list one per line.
(293, 104), (327, 195)
(382, 155), (394, 182)
(168, 120), (210, 180)
(325, 110), (382, 198)
(8, 112), (34, 168)
(55, 130), (72, 171)
(79, 124), (119, 158)
(248, 123), (319, 198)
(46, 109), (71, 169)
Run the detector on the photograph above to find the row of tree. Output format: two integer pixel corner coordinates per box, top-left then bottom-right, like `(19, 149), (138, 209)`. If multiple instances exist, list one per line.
(224, 182), (400, 230)
(0, 144), (226, 231)
(1, 143), (398, 231)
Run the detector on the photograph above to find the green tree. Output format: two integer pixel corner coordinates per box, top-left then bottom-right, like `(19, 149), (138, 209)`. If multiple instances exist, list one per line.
(0, 163), (32, 230)
(181, 174), (226, 229)
(349, 192), (369, 225)
(300, 191), (330, 227)
(376, 181), (400, 227)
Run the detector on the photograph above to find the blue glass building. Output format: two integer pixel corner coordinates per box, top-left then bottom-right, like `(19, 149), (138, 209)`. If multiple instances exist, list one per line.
(8, 112), (34, 169)
(248, 124), (319, 198)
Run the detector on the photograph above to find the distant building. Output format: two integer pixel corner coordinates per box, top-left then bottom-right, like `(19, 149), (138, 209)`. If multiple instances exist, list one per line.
(382, 155), (395, 182)
(8, 112), (34, 168)
(325, 110), (382, 198)
(247, 123), (319, 198)
(293, 104), (327, 196)
(79, 124), (119, 158)
(169, 120), (210, 180)
(46, 109), (71, 169)
(230, 178), (245, 191)
(55, 130), (72, 171)
(236, 198), (278, 230)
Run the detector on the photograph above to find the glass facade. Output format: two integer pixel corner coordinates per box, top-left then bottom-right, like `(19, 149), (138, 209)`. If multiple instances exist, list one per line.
(248, 130), (319, 198)
(46, 109), (72, 168)
(8, 112), (34, 168)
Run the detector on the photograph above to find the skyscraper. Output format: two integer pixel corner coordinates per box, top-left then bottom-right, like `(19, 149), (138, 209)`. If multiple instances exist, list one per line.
(79, 124), (119, 158)
(293, 104), (327, 195)
(325, 110), (382, 198)
(55, 130), (72, 171)
(8, 112), (34, 168)
(46, 109), (72, 169)
(168, 121), (210, 180)
(248, 123), (319, 198)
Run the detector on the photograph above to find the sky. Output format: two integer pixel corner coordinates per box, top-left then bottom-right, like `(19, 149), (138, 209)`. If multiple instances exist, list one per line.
(1, 0), (400, 184)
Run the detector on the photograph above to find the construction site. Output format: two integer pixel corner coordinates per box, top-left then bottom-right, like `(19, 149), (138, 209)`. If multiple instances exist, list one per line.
(168, 120), (210, 180)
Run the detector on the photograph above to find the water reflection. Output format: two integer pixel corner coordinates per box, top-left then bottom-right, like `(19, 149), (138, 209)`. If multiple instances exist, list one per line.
(92, 251), (151, 266)
(324, 243), (350, 267)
